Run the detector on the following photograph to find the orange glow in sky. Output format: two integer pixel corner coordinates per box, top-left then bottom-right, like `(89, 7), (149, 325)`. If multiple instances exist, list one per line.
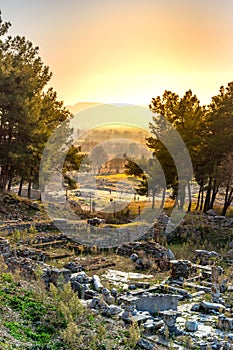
(1, 0), (233, 107)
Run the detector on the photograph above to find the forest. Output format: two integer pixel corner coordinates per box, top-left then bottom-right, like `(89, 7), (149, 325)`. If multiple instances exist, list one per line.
(0, 13), (71, 197)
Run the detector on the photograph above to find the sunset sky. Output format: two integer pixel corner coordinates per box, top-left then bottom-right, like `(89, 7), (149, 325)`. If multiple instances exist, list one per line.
(1, 0), (233, 108)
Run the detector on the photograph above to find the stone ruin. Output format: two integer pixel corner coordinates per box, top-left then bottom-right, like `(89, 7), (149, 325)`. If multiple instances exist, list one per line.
(1, 235), (233, 349)
(0, 237), (11, 257)
(117, 241), (173, 271)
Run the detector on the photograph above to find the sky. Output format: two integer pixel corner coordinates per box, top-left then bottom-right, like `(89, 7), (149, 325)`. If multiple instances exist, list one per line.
(1, 0), (233, 108)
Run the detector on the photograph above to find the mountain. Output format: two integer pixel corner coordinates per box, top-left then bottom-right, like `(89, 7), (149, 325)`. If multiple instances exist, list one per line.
(66, 102), (100, 115)
(65, 102), (153, 133)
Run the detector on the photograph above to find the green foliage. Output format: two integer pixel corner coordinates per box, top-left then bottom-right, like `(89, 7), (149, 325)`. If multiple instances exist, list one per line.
(148, 85), (233, 213)
(0, 12), (71, 195)
(128, 321), (140, 347)
(60, 321), (80, 350)
(0, 277), (64, 348)
(0, 271), (14, 283)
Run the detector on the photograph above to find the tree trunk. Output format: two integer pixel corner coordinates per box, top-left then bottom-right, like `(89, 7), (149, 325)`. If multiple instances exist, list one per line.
(178, 182), (186, 211)
(187, 180), (192, 212)
(195, 184), (201, 210)
(222, 186), (233, 216)
(18, 177), (24, 196)
(27, 179), (32, 199)
(200, 186), (204, 211)
(160, 187), (166, 209)
(203, 177), (212, 213)
(209, 180), (219, 209)
(0, 164), (9, 192)
(7, 176), (13, 192)
(152, 191), (155, 209)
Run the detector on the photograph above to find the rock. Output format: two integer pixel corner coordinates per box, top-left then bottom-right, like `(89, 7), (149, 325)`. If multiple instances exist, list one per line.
(89, 297), (108, 310)
(50, 268), (71, 285)
(206, 209), (217, 216)
(135, 282), (150, 289)
(102, 287), (110, 295)
(129, 284), (137, 290)
(137, 338), (154, 350)
(84, 289), (98, 299)
(194, 250), (220, 265)
(92, 275), (103, 291)
(0, 237), (11, 257)
(111, 288), (118, 298)
(53, 218), (67, 225)
(199, 342), (208, 350)
(170, 260), (192, 280)
(208, 215), (227, 224)
(102, 304), (122, 316)
(120, 295), (139, 322)
(130, 312), (151, 324)
(185, 320), (198, 332)
(154, 319), (165, 330)
(200, 301), (226, 312)
(64, 261), (82, 273)
(30, 202), (40, 210)
(191, 303), (200, 312)
(159, 310), (181, 329)
(102, 288), (115, 304)
(70, 280), (82, 293)
(130, 253), (138, 262)
(217, 315), (233, 331)
(135, 293), (178, 313)
(158, 212), (170, 224)
(144, 319), (164, 333)
(143, 320), (154, 333)
(70, 271), (87, 283)
(167, 248), (175, 260)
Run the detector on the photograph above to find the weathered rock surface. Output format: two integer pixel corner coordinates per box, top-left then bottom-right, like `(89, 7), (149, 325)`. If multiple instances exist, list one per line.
(185, 319), (198, 332)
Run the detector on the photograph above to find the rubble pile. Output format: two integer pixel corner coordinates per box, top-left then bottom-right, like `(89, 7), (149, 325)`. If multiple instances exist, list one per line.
(193, 249), (221, 265)
(5, 256), (45, 279)
(11, 247), (48, 261)
(170, 259), (193, 280)
(206, 209), (233, 227)
(117, 241), (173, 271)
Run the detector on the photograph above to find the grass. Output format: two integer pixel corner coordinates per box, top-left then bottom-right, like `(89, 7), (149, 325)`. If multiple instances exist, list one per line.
(0, 273), (64, 349)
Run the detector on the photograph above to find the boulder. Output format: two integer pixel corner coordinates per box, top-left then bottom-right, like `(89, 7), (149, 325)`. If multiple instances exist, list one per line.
(102, 304), (122, 316)
(50, 268), (71, 285)
(217, 315), (233, 331)
(137, 338), (154, 350)
(92, 274), (103, 291)
(130, 253), (138, 262)
(70, 271), (88, 283)
(64, 261), (83, 272)
(102, 288), (115, 305)
(200, 301), (226, 312)
(206, 209), (217, 217)
(185, 320), (198, 332)
(167, 248), (175, 260)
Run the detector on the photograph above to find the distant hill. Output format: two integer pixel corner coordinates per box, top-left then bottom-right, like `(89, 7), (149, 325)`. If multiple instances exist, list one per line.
(66, 102), (100, 115)
(65, 102), (153, 133)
